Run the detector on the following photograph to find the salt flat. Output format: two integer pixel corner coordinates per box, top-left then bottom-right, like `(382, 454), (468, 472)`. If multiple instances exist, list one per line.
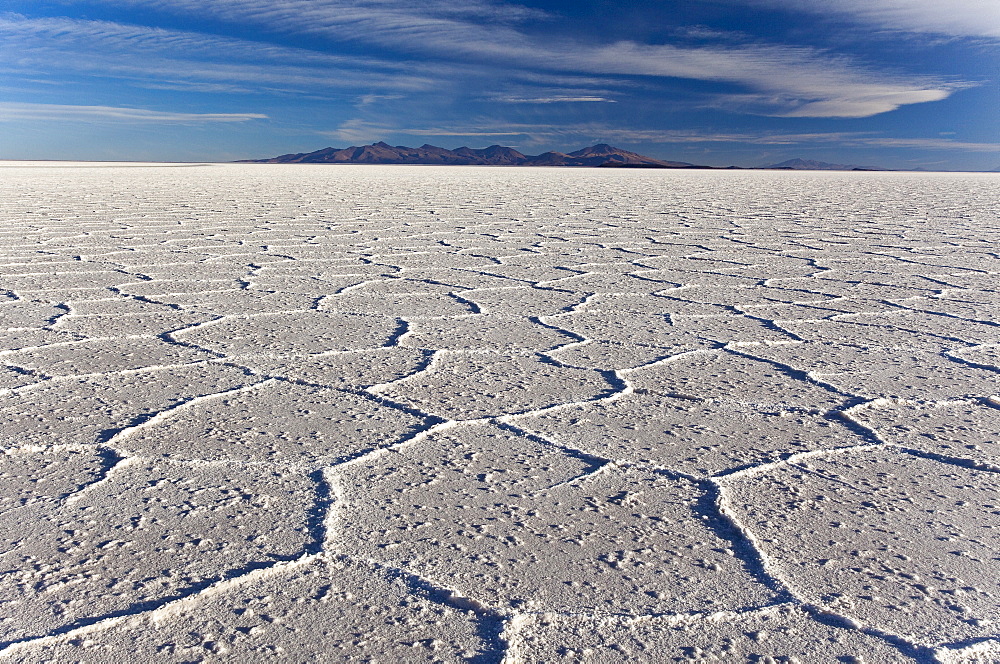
(0, 163), (998, 663)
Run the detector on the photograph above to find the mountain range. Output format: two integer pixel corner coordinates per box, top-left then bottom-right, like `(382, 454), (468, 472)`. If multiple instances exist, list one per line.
(242, 142), (707, 168)
(763, 158), (885, 171)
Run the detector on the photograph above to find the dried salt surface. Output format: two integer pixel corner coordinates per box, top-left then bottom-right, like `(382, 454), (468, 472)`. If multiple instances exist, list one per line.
(119, 381), (428, 464)
(508, 604), (912, 663)
(515, 395), (866, 476)
(852, 399), (1000, 468)
(0, 454), (315, 645)
(0, 164), (998, 660)
(332, 423), (777, 614)
(5, 337), (216, 376)
(372, 351), (617, 419)
(724, 450), (1000, 647)
(15, 557), (494, 663)
(0, 364), (253, 447)
(174, 310), (401, 356)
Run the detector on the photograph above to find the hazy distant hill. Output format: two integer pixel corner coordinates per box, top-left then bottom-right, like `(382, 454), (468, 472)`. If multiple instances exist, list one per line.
(765, 157), (885, 171)
(242, 142), (705, 168)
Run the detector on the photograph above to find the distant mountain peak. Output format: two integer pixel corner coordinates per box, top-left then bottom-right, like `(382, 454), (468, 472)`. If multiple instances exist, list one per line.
(240, 142), (707, 168)
(765, 157), (885, 171)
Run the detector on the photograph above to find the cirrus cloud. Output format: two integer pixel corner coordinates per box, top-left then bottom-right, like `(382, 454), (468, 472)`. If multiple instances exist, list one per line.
(59, 0), (962, 117)
(0, 102), (267, 123)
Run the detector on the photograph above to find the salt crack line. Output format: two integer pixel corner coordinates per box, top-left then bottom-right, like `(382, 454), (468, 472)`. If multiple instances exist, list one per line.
(364, 348), (447, 394)
(327, 553), (514, 662)
(102, 379), (277, 446)
(944, 347), (1000, 374)
(724, 343), (862, 400)
(934, 638), (1000, 664)
(713, 443), (887, 483)
(64, 448), (134, 505)
(709, 479), (885, 639)
(494, 422), (614, 493)
(0, 554), (322, 659)
(329, 551), (510, 618)
(322, 419), (463, 472)
(0, 334), (161, 358)
(836, 400), (1000, 473)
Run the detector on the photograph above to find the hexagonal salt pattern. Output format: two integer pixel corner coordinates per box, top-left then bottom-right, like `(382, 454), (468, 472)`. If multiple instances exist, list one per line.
(12, 557), (496, 663)
(332, 423), (778, 615)
(0, 453), (316, 645)
(1, 163), (998, 660)
(508, 604), (916, 663)
(724, 449), (1000, 647)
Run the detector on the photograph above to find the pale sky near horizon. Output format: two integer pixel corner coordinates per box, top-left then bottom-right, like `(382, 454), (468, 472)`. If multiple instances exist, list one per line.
(1, 0), (998, 169)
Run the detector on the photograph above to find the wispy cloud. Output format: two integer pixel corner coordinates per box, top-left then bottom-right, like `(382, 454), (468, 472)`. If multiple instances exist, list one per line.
(320, 119), (396, 143)
(721, 0), (1000, 39)
(69, 0), (961, 117)
(848, 137), (1000, 151)
(0, 102), (267, 123)
(0, 14), (439, 95)
(402, 127), (531, 137)
(487, 95), (616, 104)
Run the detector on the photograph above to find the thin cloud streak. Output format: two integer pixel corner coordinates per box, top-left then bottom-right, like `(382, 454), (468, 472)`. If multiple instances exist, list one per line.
(720, 0), (1000, 39)
(71, 0), (960, 117)
(0, 14), (442, 94)
(488, 95), (616, 103)
(0, 102), (267, 123)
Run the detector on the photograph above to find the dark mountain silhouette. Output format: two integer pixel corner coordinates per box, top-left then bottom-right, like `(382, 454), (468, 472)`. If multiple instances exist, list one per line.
(452, 145), (527, 164)
(764, 157), (886, 171)
(241, 142), (706, 168)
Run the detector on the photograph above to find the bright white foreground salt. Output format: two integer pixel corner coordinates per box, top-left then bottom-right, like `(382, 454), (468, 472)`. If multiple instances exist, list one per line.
(0, 163), (998, 663)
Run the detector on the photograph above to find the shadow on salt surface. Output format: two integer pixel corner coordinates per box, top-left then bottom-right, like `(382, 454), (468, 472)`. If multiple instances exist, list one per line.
(331, 422), (779, 616)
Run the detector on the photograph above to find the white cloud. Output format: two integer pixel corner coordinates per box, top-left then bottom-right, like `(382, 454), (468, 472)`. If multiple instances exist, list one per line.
(723, 0), (1000, 39)
(0, 102), (267, 123)
(848, 137), (1000, 152)
(0, 14), (439, 95)
(66, 0), (960, 117)
(320, 119), (396, 143)
(488, 95), (615, 103)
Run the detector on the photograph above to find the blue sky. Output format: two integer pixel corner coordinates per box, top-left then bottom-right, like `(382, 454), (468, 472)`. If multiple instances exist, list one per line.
(1, 0), (998, 169)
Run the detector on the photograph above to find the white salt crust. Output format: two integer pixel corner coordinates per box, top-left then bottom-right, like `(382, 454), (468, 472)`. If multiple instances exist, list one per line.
(0, 163), (998, 662)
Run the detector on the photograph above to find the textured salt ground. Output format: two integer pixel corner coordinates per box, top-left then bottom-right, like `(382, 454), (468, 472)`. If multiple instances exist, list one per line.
(0, 163), (998, 662)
